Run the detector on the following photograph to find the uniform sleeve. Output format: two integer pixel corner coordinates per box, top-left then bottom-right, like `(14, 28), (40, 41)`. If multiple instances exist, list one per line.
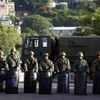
(72, 61), (77, 72)
(16, 57), (21, 68)
(34, 59), (38, 73)
(67, 60), (71, 70)
(85, 61), (90, 73)
(49, 61), (54, 73)
(55, 60), (59, 73)
(24, 60), (28, 71)
(92, 60), (96, 73)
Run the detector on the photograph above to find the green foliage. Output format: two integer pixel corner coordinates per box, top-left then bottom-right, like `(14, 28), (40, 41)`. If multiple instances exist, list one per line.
(21, 14), (53, 35)
(9, 15), (19, 25)
(55, 4), (68, 10)
(0, 24), (22, 56)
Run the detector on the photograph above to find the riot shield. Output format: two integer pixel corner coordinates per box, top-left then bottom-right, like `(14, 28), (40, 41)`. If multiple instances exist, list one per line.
(39, 70), (52, 94)
(0, 71), (5, 92)
(92, 71), (100, 94)
(6, 69), (19, 94)
(24, 70), (37, 93)
(74, 71), (87, 95)
(57, 71), (69, 93)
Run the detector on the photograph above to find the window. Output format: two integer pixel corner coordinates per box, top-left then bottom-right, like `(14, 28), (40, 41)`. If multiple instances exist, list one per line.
(29, 39), (39, 47)
(1, 5), (4, 7)
(42, 37), (47, 47)
(25, 38), (29, 48)
(0, 0), (3, 2)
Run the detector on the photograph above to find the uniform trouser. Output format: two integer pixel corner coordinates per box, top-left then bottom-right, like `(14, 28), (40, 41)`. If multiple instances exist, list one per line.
(57, 71), (69, 93)
(74, 71), (87, 95)
(6, 69), (19, 94)
(39, 70), (52, 94)
(92, 71), (100, 94)
(0, 71), (5, 92)
(24, 70), (37, 93)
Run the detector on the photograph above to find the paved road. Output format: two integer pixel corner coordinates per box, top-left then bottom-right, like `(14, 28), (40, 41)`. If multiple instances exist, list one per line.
(0, 73), (100, 100)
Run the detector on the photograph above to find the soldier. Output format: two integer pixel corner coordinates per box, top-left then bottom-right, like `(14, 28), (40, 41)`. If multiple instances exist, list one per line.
(92, 51), (100, 94)
(39, 53), (54, 94)
(24, 51), (38, 93)
(72, 52), (89, 73)
(92, 51), (100, 73)
(24, 51), (38, 72)
(0, 51), (8, 92)
(55, 52), (71, 93)
(72, 52), (89, 95)
(6, 48), (20, 70)
(6, 48), (20, 93)
(56, 52), (71, 73)
(39, 53), (54, 73)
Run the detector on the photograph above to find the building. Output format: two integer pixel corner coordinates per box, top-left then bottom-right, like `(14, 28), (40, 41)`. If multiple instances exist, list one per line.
(52, 0), (68, 8)
(0, 0), (15, 18)
(49, 27), (80, 36)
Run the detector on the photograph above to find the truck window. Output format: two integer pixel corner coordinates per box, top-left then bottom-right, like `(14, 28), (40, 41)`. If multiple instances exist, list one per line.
(42, 37), (47, 47)
(29, 39), (39, 47)
(25, 38), (29, 48)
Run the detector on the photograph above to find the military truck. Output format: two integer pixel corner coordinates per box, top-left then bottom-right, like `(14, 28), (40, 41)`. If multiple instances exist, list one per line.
(22, 36), (100, 65)
(22, 36), (55, 63)
(57, 36), (100, 65)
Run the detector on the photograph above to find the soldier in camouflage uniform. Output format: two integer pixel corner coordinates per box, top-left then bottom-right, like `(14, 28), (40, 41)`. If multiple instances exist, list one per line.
(55, 52), (71, 93)
(72, 52), (89, 73)
(6, 48), (20, 70)
(0, 51), (8, 92)
(39, 53), (54, 73)
(24, 51), (38, 93)
(24, 51), (38, 72)
(92, 51), (100, 73)
(92, 51), (100, 94)
(39, 53), (54, 94)
(72, 52), (89, 95)
(56, 52), (71, 73)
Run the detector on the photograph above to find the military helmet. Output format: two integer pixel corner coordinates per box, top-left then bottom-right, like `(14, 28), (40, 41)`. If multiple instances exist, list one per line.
(10, 48), (16, 52)
(96, 51), (100, 56)
(0, 51), (4, 55)
(77, 52), (84, 57)
(29, 51), (34, 55)
(60, 52), (66, 56)
(43, 53), (49, 57)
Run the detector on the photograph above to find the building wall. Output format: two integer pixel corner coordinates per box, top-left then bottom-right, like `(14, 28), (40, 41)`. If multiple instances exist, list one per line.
(7, 2), (15, 16)
(0, 3), (7, 17)
(0, 0), (15, 17)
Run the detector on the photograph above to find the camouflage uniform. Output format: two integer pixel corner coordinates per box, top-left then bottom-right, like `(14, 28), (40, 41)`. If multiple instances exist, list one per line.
(24, 57), (38, 72)
(72, 59), (89, 73)
(55, 52), (71, 73)
(0, 58), (8, 71)
(39, 53), (54, 73)
(6, 49), (20, 70)
(92, 51), (100, 73)
(72, 52), (89, 73)
(56, 58), (71, 73)
(0, 51), (8, 91)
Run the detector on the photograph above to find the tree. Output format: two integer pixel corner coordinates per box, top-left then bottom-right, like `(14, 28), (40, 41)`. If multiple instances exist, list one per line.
(55, 4), (68, 10)
(24, 0), (52, 12)
(21, 14), (53, 35)
(0, 24), (22, 55)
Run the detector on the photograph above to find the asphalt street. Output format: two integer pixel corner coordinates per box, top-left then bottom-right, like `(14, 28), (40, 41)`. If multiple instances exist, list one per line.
(0, 73), (100, 100)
